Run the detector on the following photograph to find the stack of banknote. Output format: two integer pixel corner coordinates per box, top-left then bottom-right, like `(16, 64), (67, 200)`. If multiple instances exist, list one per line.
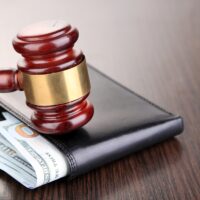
(0, 112), (69, 189)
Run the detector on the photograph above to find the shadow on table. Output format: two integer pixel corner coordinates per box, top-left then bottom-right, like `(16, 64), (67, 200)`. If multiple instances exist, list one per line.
(0, 138), (183, 200)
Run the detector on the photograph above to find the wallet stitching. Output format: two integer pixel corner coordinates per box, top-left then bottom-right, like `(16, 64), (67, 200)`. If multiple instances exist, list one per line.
(44, 136), (78, 174)
(0, 99), (33, 127)
(0, 66), (180, 177)
(0, 99), (78, 174)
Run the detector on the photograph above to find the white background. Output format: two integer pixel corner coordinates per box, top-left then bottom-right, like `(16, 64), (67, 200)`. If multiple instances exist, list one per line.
(0, 0), (198, 111)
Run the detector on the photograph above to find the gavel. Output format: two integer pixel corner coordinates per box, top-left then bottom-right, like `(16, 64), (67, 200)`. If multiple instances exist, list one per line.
(0, 20), (94, 135)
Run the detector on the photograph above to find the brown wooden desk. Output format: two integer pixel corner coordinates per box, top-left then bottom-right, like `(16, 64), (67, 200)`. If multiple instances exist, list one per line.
(0, 1), (200, 199)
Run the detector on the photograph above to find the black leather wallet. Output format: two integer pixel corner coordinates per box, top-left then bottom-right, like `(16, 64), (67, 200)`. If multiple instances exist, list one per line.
(0, 66), (184, 179)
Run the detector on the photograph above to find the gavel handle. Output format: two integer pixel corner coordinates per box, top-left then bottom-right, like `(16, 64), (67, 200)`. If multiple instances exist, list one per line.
(0, 70), (22, 92)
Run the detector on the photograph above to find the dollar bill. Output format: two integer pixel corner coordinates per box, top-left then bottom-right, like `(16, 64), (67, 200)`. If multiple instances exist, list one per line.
(0, 131), (36, 188)
(0, 112), (69, 188)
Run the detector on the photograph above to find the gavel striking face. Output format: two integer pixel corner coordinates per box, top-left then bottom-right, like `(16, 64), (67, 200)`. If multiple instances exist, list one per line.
(0, 20), (94, 134)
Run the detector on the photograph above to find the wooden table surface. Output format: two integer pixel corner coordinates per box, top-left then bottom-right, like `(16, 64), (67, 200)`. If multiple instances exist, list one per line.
(0, 0), (200, 199)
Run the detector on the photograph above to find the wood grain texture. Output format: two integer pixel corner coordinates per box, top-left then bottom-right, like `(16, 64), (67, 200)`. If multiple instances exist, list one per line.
(0, 0), (200, 199)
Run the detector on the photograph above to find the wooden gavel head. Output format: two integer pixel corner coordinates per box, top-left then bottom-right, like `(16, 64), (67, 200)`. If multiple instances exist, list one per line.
(0, 20), (94, 134)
